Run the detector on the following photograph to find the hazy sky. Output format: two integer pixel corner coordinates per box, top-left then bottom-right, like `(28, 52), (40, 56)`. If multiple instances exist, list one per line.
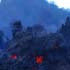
(0, 0), (1, 3)
(47, 0), (70, 9)
(0, 0), (69, 37)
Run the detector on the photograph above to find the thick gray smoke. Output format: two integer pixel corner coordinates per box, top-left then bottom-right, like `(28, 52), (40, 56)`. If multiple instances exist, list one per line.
(0, 0), (70, 33)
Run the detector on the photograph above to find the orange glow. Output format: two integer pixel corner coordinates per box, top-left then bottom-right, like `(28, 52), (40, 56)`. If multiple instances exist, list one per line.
(35, 56), (43, 64)
(10, 54), (17, 59)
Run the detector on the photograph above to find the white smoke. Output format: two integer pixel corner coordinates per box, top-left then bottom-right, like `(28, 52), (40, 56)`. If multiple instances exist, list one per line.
(47, 0), (70, 10)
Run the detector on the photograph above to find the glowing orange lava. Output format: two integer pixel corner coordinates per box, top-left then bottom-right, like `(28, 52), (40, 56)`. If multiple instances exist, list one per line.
(35, 56), (43, 64)
(10, 54), (17, 59)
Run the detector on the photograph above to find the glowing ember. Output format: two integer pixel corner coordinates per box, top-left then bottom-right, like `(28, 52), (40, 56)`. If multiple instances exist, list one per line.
(35, 56), (43, 64)
(10, 54), (17, 59)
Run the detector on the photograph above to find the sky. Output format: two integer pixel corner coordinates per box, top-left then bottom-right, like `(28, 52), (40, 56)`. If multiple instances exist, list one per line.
(47, 0), (70, 9)
(0, 0), (70, 38)
(0, 0), (1, 3)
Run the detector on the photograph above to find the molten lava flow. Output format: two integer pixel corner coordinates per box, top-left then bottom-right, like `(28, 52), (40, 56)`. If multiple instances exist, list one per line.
(10, 54), (17, 59)
(35, 56), (43, 64)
